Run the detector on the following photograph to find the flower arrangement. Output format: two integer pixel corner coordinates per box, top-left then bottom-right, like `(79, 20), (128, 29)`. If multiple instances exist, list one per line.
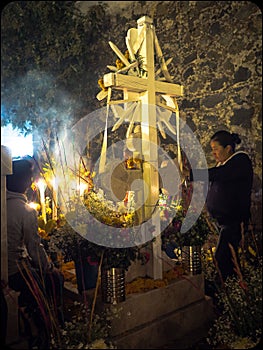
(49, 219), (148, 271)
(197, 220), (262, 349)
(83, 188), (135, 229)
(38, 156), (153, 293)
(159, 195), (212, 249)
(207, 255), (262, 349)
(208, 268), (262, 348)
(48, 181), (151, 271)
(50, 301), (118, 349)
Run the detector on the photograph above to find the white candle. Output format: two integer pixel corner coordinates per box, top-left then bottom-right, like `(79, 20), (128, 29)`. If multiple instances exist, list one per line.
(37, 179), (47, 223)
(52, 177), (58, 221)
(77, 182), (87, 197)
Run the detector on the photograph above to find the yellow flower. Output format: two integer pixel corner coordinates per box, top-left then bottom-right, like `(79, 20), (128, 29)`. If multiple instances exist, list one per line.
(248, 245), (257, 257)
(89, 339), (110, 349)
(116, 58), (124, 70)
(31, 182), (38, 192)
(98, 78), (107, 91)
(124, 50), (129, 60)
(38, 228), (49, 239)
(46, 207), (52, 215)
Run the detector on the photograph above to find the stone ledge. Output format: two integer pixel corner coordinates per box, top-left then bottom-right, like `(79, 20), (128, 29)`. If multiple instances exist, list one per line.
(109, 274), (206, 336)
(110, 296), (215, 349)
(63, 274), (215, 349)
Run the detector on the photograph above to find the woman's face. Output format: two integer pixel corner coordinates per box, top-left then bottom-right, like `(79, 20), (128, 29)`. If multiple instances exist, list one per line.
(210, 140), (232, 163)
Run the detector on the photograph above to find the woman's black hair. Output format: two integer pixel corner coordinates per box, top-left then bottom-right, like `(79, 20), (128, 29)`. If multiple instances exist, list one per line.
(6, 157), (34, 193)
(210, 130), (241, 152)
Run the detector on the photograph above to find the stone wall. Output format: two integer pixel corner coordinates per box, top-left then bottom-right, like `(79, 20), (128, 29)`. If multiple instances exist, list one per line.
(82, 1), (262, 230)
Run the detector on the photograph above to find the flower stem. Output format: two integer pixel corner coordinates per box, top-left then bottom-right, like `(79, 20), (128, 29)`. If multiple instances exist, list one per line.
(88, 251), (104, 343)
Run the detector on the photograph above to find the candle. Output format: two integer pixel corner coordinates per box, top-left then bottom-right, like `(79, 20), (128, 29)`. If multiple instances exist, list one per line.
(77, 182), (87, 197)
(37, 179), (47, 223)
(28, 202), (41, 212)
(52, 177), (58, 221)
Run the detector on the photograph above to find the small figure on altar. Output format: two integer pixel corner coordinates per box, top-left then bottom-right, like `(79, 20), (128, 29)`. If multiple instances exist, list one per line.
(123, 147), (141, 170)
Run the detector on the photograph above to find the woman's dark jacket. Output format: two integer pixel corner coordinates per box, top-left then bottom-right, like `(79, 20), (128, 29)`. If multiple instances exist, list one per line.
(190, 151), (253, 225)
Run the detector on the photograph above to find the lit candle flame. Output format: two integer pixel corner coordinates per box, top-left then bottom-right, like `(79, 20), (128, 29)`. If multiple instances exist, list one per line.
(28, 202), (40, 211)
(77, 182), (87, 197)
(36, 179), (47, 223)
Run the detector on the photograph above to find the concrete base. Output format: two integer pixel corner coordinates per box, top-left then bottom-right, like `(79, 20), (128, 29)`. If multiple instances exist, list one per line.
(64, 273), (215, 349)
(110, 296), (214, 349)
(107, 274), (215, 349)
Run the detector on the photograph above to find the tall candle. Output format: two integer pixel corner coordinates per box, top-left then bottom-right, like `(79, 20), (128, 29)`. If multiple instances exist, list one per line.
(52, 177), (58, 221)
(37, 179), (47, 223)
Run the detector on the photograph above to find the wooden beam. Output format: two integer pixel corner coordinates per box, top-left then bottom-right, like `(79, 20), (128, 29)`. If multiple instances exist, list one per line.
(103, 73), (184, 96)
(104, 73), (146, 92)
(155, 80), (184, 96)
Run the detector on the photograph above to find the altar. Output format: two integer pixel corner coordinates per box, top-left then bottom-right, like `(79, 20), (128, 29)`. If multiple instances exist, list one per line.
(1, 14), (215, 349)
(62, 14), (215, 348)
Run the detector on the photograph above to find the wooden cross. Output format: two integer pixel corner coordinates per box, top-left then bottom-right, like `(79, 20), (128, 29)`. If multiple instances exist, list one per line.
(101, 16), (183, 279)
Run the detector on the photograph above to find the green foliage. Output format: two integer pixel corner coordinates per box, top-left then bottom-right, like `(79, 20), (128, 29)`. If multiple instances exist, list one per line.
(160, 196), (212, 247)
(48, 220), (147, 270)
(48, 220), (87, 262)
(1, 1), (110, 134)
(45, 218), (57, 234)
(50, 301), (117, 349)
(207, 259), (262, 348)
(203, 227), (262, 349)
(43, 156), (151, 270)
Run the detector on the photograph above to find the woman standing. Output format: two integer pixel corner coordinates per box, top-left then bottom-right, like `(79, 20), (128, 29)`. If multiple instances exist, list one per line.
(189, 130), (253, 281)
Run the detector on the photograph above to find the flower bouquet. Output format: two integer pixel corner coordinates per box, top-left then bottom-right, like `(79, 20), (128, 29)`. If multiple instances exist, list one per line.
(159, 195), (211, 271)
(48, 180), (150, 271)
(160, 198), (211, 248)
(49, 219), (147, 270)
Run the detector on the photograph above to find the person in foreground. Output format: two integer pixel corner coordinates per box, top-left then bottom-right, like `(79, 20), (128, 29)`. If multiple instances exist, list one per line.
(189, 130), (253, 282)
(6, 157), (64, 348)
